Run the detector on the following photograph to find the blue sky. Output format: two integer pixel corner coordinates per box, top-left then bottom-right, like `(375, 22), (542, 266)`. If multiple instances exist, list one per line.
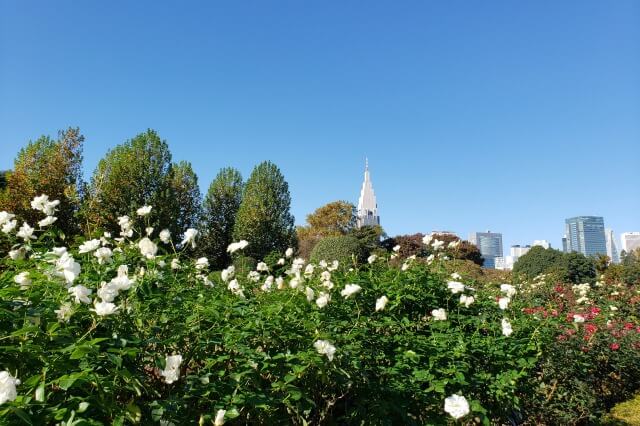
(1, 1), (639, 250)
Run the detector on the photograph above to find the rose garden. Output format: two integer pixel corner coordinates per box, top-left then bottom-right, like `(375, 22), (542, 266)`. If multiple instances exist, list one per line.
(1, 130), (639, 424)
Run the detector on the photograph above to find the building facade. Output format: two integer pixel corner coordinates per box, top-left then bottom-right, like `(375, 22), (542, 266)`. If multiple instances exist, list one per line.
(356, 159), (380, 228)
(564, 216), (607, 257)
(621, 232), (640, 254)
(533, 240), (550, 249)
(469, 231), (503, 269)
(605, 228), (620, 264)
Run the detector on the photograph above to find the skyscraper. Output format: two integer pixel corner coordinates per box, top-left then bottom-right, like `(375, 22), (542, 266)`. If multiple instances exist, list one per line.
(564, 216), (607, 257)
(605, 228), (620, 264)
(356, 159), (380, 228)
(469, 231), (503, 268)
(621, 232), (640, 254)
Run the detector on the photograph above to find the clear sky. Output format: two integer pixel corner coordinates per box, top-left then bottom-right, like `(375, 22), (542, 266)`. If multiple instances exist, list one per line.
(1, 1), (639, 250)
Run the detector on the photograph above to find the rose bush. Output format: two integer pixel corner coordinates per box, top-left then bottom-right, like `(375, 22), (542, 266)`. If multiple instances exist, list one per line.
(0, 196), (638, 424)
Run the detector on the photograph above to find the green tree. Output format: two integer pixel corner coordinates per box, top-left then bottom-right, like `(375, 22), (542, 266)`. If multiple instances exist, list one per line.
(619, 249), (640, 284)
(200, 168), (244, 269)
(512, 246), (564, 279)
(83, 129), (198, 237)
(0, 170), (8, 190)
(0, 128), (84, 236)
(557, 252), (596, 284)
(349, 225), (385, 256)
(233, 161), (296, 261)
(310, 235), (364, 266)
(594, 254), (610, 274)
(167, 161), (202, 236)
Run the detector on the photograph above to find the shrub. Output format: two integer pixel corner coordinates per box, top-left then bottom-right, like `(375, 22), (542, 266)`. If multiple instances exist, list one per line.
(1, 194), (640, 425)
(310, 235), (364, 265)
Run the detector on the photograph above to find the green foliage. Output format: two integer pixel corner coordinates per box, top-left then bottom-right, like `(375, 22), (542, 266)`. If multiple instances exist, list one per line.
(348, 225), (384, 256)
(517, 278), (640, 423)
(167, 161), (202, 237)
(0, 128), (84, 236)
(513, 246), (564, 280)
(513, 247), (596, 284)
(200, 168), (243, 269)
(557, 252), (596, 284)
(83, 130), (200, 238)
(0, 170), (8, 190)
(618, 249), (640, 285)
(1, 207), (640, 424)
(297, 200), (356, 259)
(310, 235), (363, 265)
(233, 161), (296, 261)
(605, 393), (640, 425)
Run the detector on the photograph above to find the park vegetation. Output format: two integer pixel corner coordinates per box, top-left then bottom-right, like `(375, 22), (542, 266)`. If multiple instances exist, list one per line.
(0, 128), (639, 424)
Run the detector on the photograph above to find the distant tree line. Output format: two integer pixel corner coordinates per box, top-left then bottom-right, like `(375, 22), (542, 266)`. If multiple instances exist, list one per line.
(0, 128), (296, 268)
(513, 245), (640, 285)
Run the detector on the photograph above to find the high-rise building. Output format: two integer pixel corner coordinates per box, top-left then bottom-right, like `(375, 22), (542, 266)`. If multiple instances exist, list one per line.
(605, 229), (620, 264)
(356, 159), (380, 228)
(469, 231), (503, 268)
(533, 240), (550, 249)
(511, 245), (531, 258)
(562, 235), (568, 253)
(495, 245), (531, 270)
(621, 232), (640, 254)
(564, 216), (607, 257)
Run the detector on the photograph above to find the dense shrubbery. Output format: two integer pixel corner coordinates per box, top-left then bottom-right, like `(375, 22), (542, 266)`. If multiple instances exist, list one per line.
(309, 236), (363, 266)
(513, 246), (597, 284)
(1, 196), (640, 425)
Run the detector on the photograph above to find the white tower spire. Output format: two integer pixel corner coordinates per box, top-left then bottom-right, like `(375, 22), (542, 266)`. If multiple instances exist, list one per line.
(357, 158), (380, 228)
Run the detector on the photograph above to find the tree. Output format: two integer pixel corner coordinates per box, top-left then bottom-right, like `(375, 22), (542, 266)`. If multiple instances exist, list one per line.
(594, 254), (610, 274)
(233, 161), (296, 261)
(381, 233), (427, 258)
(619, 248), (640, 285)
(512, 246), (564, 279)
(310, 235), (363, 265)
(83, 129), (198, 238)
(349, 225), (385, 256)
(167, 161), (202, 235)
(297, 200), (356, 259)
(0, 170), (8, 190)
(0, 128), (84, 236)
(557, 252), (596, 284)
(200, 168), (244, 269)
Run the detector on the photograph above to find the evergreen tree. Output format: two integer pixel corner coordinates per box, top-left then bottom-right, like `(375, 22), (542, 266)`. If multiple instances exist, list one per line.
(0, 128), (84, 236)
(233, 161), (296, 260)
(168, 161), (202, 236)
(200, 168), (243, 268)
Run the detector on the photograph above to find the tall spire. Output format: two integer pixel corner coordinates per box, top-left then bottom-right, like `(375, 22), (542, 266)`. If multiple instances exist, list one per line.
(357, 158), (380, 228)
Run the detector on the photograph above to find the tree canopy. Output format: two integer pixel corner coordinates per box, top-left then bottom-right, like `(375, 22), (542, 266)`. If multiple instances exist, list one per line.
(0, 127), (84, 236)
(513, 246), (596, 284)
(233, 161), (296, 261)
(83, 130), (200, 238)
(200, 168), (244, 269)
(297, 200), (356, 259)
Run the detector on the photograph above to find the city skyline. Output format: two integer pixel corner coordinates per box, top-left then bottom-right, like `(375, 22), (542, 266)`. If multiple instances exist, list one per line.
(1, 1), (638, 251)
